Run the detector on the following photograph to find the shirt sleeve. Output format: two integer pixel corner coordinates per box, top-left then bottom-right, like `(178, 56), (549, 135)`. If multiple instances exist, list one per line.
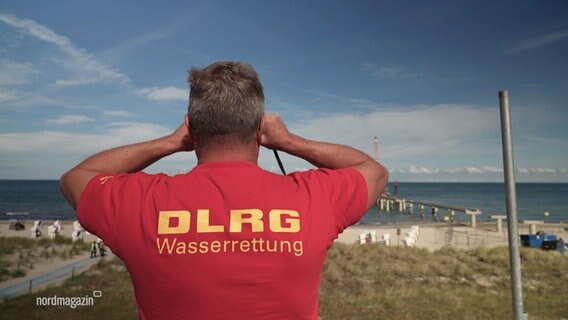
(76, 172), (159, 254)
(297, 168), (368, 232)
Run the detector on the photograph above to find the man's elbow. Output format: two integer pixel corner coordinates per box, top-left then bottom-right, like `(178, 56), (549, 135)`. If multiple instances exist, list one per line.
(59, 171), (77, 209)
(374, 162), (389, 195)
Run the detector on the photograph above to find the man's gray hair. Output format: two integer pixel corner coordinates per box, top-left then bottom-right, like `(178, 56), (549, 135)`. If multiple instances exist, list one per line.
(188, 61), (265, 146)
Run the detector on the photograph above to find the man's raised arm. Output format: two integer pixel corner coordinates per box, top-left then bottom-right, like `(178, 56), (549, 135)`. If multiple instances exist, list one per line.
(60, 121), (193, 209)
(260, 114), (388, 209)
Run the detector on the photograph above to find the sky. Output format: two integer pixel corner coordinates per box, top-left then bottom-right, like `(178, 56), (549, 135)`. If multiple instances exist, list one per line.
(0, 0), (567, 182)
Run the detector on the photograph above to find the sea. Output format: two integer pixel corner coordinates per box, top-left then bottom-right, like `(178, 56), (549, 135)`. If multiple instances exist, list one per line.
(0, 180), (567, 225)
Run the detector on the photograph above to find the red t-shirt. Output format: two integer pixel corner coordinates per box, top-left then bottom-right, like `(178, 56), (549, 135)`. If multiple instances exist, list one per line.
(77, 162), (367, 320)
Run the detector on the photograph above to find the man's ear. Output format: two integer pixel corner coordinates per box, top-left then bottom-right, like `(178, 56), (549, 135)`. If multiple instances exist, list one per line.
(185, 115), (196, 143)
(256, 117), (265, 145)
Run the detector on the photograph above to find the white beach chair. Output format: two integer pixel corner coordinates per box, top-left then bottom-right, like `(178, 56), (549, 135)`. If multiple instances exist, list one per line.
(370, 231), (377, 243)
(71, 220), (84, 242)
(403, 236), (415, 247)
(71, 230), (82, 242)
(30, 220), (42, 238)
(406, 226), (419, 242)
(48, 225), (57, 239)
(48, 221), (61, 239)
(410, 225), (420, 236)
(359, 232), (367, 244)
(54, 220), (61, 231)
(381, 233), (390, 246)
(72, 220), (83, 232)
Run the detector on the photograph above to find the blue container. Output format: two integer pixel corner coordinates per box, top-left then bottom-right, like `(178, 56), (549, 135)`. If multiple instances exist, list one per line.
(520, 234), (542, 247)
(520, 233), (558, 248)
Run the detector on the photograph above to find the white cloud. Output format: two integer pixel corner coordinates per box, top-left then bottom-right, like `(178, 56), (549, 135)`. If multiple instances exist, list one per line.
(408, 165), (438, 174)
(518, 167), (559, 174)
(0, 121), (193, 178)
(441, 167), (464, 174)
(391, 165), (561, 175)
(0, 59), (39, 85)
(45, 115), (95, 125)
(518, 168), (529, 174)
(102, 110), (136, 117)
(481, 166), (503, 174)
(505, 29), (568, 55)
(361, 62), (419, 78)
(0, 122), (170, 153)
(139, 86), (187, 101)
(0, 13), (130, 87)
(99, 17), (189, 62)
(0, 89), (18, 102)
(465, 166), (484, 174)
(290, 103), (499, 161)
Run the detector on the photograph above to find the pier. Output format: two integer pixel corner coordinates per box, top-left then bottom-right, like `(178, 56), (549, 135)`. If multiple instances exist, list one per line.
(377, 196), (483, 227)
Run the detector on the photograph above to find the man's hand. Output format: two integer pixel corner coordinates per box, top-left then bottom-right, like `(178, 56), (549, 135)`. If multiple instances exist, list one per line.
(169, 122), (194, 152)
(260, 113), (387, 210)
(260, 114), (293, 150)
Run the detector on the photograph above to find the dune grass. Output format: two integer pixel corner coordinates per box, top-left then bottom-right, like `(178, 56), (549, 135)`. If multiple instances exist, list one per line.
(0, 258), (136, 320)
(319, 244), (568, 320)
(1, 244), (567, 319)
(0, 237), (90, 281)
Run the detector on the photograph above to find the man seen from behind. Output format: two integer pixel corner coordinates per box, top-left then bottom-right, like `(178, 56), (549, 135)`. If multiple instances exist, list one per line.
(60, 61), (388, 320)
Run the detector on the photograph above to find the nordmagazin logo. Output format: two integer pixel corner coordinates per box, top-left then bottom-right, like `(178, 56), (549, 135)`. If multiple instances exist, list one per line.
(36, 290), (102, 308)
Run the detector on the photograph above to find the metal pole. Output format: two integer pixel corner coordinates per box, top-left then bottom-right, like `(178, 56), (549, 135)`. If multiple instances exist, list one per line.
(499, 90), (528, 320)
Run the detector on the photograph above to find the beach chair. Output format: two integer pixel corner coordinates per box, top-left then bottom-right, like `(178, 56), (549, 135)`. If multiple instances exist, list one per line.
(403, 227), (418, 247)
(370, 231), (377, 243)
(73, 220), (83, 231)
(406, 226), (420, 242)
(48, 226), (57, 239)
(410, 225), (420, 234)
(359, 232), (367, 244)
(71, 230), (82, 242)
(48, 220), (62, 239)
(71, 220), (84, 242)
(381, 233), (390, 246)
(403, 236), (415, 247)
(30, 220), (42, 238)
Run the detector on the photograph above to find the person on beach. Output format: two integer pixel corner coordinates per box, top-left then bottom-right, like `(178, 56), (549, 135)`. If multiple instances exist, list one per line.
(97, 239), (106, 257)
(90, 241), (97, 258)
(394, 180), (399, 197)
(60, 61), (388, 320)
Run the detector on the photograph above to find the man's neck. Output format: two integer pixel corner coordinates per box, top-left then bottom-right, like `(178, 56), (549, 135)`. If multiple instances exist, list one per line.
(196, 144), (259, 165)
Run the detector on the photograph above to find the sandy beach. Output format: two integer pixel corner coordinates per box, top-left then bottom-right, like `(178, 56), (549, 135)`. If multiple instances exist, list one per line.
(1, 219), (567, 289)
(1, 219), (567, 250)
(338, 221), (568, 250)
(0, 220), (100, 243)
(1, 219), (567, 251)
